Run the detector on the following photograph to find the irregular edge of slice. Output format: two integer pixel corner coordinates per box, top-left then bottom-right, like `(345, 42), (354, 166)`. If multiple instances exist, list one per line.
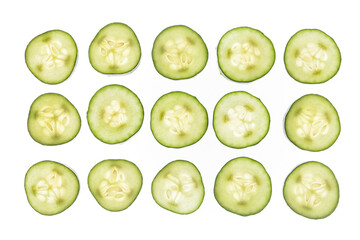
(217, 26), (275, 83)
(151, 159), (205, 214)
(151, 25), (208, 80)
(87, 159), (143, 212)
(283, 161), (340, 219)
(25, 29), (78, 85)
(24, 160), (80, 216)
(213, 91), (270, 149)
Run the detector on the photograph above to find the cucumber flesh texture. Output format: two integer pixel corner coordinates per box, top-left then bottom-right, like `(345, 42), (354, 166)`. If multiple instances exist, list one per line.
(25, 30), (77, 84)
(283, 161), (339, 219)
(87, 84), (144, 144)
(88, 159), (142, 211)
(285, 94), (340, 151)
(150, 91), (208, 148)
(25, 161), (79, 215)
(217, 27), (275, 82)
(27, 93), (81, 145)
(152, 25), (208, 80)
(214, 157), (272, 216)
(284, 29), (341, 84)
(151, 160), (204, 214)
(213, 91), (270, 148)
(89, 22), (141, 74)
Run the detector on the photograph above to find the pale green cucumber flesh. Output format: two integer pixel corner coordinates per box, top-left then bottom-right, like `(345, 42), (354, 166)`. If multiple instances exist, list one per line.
(152, 25), (208, 80)
(25, 161), (79, 215)
(213, 91), (270, 148)
(214, 157), (272, 216)
(27, 93), (81, 145)
(150, 91), (208, 148)
(285, 94), (340, 151)
(284, 29), (341, 84)
(89, 22), (141, 74)
(217, 27), (275, 82)
(88, 159), (143, 211)
(25, 30), (77, 84)
(151, 160), (204, 214)
(87, 84), (144, 144)
(283, 161), (339, 219)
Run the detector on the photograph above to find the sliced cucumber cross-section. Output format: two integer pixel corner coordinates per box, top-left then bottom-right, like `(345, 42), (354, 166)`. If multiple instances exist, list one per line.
(285, 94), (340, 151)
(152, 25), (208, 80)
(88, 159), (142, 211)
(25, 30), (77, 84)
(284, 29), (341, 84)
(87, 84), (144, 144)
(283, 161), (339, 219)
(25, 161), (79, 215)
(214, 157), (272, 216)
(213, 91), (270, 148)
(217, 27), (275, 82)
(150, 91), (208, 148)
(27, 93), (81, 145)
(152, 160), (204, 214)
(89, 23), (141, 74)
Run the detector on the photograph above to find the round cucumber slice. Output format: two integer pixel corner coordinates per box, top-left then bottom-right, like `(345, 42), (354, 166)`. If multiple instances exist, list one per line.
(87, 84), (144, 144)
(152, 25), (208, 80)
(283, 161), (339, 219)
(88, 159), (142, 212)
(213, 91), (270, 148)
(284, 29), (341, 84)
(214, 157), (272, 216)
(285, 94), (340, 151)
(150, 91), (208, 148)
(25, 30), (77, 84)
(89, 22), (141, 74)
(151, 160), (204, 214)
(25, 160), (79, 215)
(217, 27), (275, 82)
(27, 93), (81, 145)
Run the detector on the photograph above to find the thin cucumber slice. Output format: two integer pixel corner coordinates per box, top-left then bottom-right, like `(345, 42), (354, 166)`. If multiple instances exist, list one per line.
(214, 157), (272, 216)
(25, 30), (77, 84)
(151, 160), (204, 214)
(217, 27), (275, 82)
(283, 161), (339, 219)
(284, 29), (341, 84)
(88, 159), (142, 211)
(150, 91), (208, 148)
(87, 84), (144, 144)
(152, 25), (208, 80)
(27, 93), (81, 145)
(25, 161), (79, 215)
(89, 22), (141, 74)
(213, 91), (270, 148)
(285, 94), (340, 151)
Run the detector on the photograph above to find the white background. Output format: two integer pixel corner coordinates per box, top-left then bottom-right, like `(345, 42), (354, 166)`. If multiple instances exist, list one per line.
(0, 0), (358, 239)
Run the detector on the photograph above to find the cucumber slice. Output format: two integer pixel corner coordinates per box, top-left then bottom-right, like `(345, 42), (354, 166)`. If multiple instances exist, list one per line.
(217, 27), (275, 82)
(88, 159), (142, 212)
(283, 161), (339, 219)
(87, 84), (144, 144)
(152, 25), (208, 80)
(89, 22), (141, 74)
(25, 30), (77, 84)
(284, 29), (341, 84)
(285, 94), (340, 151)
(25, 161), (79, 215)
(214, 157), (272, 216)
(27, 93), (81, 145)
(151, 160), (204, 214)
(150, 91), (208, 148)
(213, 91), (270, 148)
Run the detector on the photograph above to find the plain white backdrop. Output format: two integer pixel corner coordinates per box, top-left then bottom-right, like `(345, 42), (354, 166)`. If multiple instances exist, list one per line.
(0, 0), (358, 239)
